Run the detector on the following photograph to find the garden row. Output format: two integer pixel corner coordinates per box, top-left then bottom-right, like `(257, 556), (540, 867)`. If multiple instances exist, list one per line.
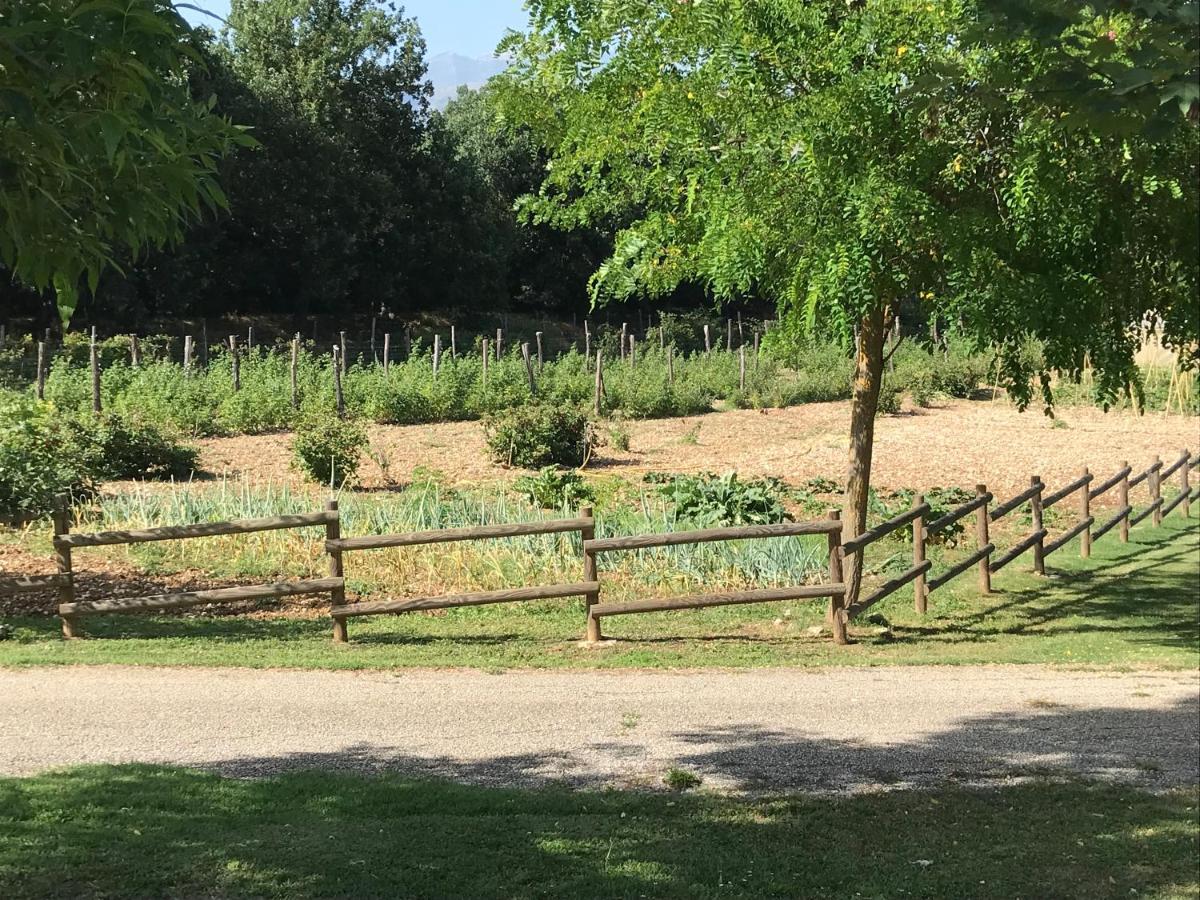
(2, 450), (1192, 648)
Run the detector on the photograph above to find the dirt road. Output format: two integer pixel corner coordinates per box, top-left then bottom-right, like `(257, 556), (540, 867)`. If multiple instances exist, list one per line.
(2, 666), (1195, 792)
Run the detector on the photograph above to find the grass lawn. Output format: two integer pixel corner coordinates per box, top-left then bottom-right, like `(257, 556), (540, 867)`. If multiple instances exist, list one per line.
(0, 515), (1196, 671)
(0, 765), (1195, 899)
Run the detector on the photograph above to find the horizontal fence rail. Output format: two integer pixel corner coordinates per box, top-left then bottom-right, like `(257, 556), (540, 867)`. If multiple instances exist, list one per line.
(2, 448), (1194, 649)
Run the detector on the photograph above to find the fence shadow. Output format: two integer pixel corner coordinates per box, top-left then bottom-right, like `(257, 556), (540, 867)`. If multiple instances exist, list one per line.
(2, 699), (1197, 898)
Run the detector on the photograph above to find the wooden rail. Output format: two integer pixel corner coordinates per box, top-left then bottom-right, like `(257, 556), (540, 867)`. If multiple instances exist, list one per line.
(328, 517), (593, 552)
(584, 520), (840, 554)
(61, 578), (345, 617)
(0, 573), (71, 596)
(1129, 459), (1163, 489)
(848, 561), (931, 617)
(926, 493), (991, 536)
(927, 544), (996, 592)
(1043, 516), (1095, 556)
(1130, 497), (1163, 526)
(1092, 506), (1132, 542)
(591, 584), (844, 617)
(989, 483), (1042, 521)
(842, 503), (929, 556)
(1090, 466), (1132, 500)
(56, 511), (336, 548)
(990, 529), (1048, 573)
(332, 581), (599, 618)
(1042, 473), (1093, 509)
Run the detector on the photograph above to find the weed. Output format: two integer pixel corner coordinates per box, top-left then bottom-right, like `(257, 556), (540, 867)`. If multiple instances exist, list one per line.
(664, 768), (703, 791)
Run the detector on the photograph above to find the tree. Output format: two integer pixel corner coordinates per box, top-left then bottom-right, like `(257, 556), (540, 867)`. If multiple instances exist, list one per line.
(0, 0), (247, 323)
(497, 0), (1198, 605)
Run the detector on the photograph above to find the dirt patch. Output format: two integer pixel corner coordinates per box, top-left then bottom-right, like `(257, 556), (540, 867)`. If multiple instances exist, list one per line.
(193, 400), (1197, 504)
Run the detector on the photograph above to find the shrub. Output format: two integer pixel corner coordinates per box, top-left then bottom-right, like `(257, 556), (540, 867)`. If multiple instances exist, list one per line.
(74, 413), (199, 481)
(607, 417), (631, 452)
(0, 394), (93, 521)
(291, 413), (366, 485)
(514, 466), (595, 509)
(484, 404), (596, 468)
(657, 471), (791, 526)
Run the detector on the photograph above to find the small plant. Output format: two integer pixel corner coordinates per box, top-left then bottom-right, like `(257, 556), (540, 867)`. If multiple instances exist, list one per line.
(514, 466), (594, 509)
(0, 622), (15, 641)
(680, 422), (701, 445)
(876, 386), (903, 415)
(664, 768), (703, 791)
(291, 413), (366, 485)
(484, 403), (596, 468)
(802, 476), (842, 495)
(607, 417), (631, 452)
(365, 441), (395, 486)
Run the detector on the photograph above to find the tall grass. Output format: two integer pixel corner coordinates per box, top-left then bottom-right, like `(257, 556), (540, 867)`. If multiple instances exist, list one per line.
(74, 478), (829, 605)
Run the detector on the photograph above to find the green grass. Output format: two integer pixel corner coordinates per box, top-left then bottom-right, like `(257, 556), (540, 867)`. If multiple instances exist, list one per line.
(0, 765), (1195, 898)
(1, 515), (1196, 671)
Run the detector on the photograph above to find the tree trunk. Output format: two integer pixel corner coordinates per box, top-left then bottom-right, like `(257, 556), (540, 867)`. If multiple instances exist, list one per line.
(843, 304), (888, 607)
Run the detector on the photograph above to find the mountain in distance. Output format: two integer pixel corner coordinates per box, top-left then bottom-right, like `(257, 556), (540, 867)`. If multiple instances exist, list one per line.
(426, 52), (508, 108)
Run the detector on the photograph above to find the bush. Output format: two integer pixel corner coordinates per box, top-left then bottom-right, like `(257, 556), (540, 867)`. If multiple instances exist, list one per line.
(292, 413), (366, 485)
(0, 395), (93, 521)
(514, 466), (595, 509)
(484, 404), (596, 468)
(74, 413), (199, 481)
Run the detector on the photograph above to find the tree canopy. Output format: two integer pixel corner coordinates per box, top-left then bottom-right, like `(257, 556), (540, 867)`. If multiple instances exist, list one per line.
(0, 0), (248, 323)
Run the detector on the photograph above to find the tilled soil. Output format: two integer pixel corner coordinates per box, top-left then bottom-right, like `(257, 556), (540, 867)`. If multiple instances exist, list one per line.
(194, 399), (1198, 502)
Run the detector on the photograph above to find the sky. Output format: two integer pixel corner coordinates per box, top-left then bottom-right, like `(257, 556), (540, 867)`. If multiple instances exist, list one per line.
(181, 0), (528, 59)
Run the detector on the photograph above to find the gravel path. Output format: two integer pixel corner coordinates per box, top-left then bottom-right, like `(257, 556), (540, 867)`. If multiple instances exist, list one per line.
(2, 666), (1196, 793)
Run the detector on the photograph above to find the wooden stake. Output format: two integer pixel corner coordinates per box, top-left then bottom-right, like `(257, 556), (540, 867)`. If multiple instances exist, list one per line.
(328, 499), (348, 643)
(333, 345), (345, 417)
(628, 334), (636, 368)
(370, 316), (377, 363)
(584, 320), (591, 362)
(482, 338), (490, 385)
(738, 345), (746, 391)
(522, 342), (537, 396)
(703, 324), (711, 355)
(228, 335), (240, 392)
(247, 326), (254, 351)
(1030, 476), (1045, 575)
(201, 319), (208, 366)
(433, 334), (441, 379)
(535, 331), (544, 370)
(339, 331), (347, 375)
(90, 328), (101, 413)
(495, 328), (503, 358)
(183, 335), (193, 374)
(737, 311), (743, 345)
(594, 350), (604, 415)
(826, 510), (848, 645)
(975, 483), (992, 592)
(753, 331), (760, 373)
(450, 325), (457, 359)
(913, 494), (927, 612)
(289, 334), (300, 409)
(382, 333), (391, 375)
(35, 340), (45, 400)
(726, 318), (732, 352)
(620, 322), (627, 359)
(667, 345), (675, 385)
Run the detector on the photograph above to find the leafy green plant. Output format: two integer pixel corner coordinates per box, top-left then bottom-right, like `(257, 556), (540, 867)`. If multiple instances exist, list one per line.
(657, 472), (791, 527)
(484, 404), (595, 468)
(0, 394), (93, 521)
(514, 466), (594, 510)
(664, 768), (703, 791)
(73, 413), (199, 481)
(291, 414), (366, 486)
(607, 417), (631, 452)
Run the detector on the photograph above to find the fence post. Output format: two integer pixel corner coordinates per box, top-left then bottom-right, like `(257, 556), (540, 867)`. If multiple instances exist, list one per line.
(35, 340), (45, 400)
(183, 335), (193, 375)
(130, 333), (141, 367)
(370, 316), (377, 364)
(522, 342), (537, 396)
(913, 493), (927, 613)
(1181, 450), (1191, 518)
(594, 350), (604, 416)
(703, 324), (711, 355)
(481, 338), (489, 385)
(620, 322), (627, 359)
(1119, 460), (1130, 541)
(1079, 466), (1092, 558)
(290, 334), (300, 409)
(975, 483), (992, 593)
(628, 334), (636, 369)
(495, 327), (503, 359)
(246, 326), (254, 351)
(738, 345), (746, 391)
(450, 325), (457, 360)
(228, 335), (240, 392)
(383, 332), (391, 375)
(582, 505), (601, 642)
(583, 320), (591, 363)
(327, 499), (347, 643)
(433, 334), (441, 379)
(667, 345), (675, 385)
(90, 327), (101, 413)
(333, 345), (345, 417)
(339, 331), (347, 374)
(535, 331), (544, 370)
(53, 496), (78, 639)
(826, 509), (848, 645)
(1151, 454), (1162, 527)
(725, 318), (732, 352)
(200, 319), (208, 366)
(1030, 476), (1045, 575)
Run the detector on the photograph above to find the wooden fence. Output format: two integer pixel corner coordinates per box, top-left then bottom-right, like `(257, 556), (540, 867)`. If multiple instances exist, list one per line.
(1, 450), (1195, 645)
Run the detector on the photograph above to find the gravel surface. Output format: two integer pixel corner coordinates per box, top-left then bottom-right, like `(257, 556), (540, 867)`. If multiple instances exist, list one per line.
(2, 666), (1196, 793)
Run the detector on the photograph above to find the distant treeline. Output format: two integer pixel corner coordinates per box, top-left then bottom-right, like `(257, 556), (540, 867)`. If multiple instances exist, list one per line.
(0, 1), (706, 332)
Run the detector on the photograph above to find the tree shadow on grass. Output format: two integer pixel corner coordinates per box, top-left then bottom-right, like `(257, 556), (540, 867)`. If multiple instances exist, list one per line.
(1, 700), (1197, 899)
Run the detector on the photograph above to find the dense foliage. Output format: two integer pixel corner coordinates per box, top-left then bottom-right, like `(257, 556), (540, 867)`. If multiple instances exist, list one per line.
(485, 404), (595, 468)
(291, 413), (366, 486)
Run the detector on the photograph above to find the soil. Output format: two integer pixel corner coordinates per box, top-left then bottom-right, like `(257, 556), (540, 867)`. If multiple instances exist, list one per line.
(194, 399), (1198, 503)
